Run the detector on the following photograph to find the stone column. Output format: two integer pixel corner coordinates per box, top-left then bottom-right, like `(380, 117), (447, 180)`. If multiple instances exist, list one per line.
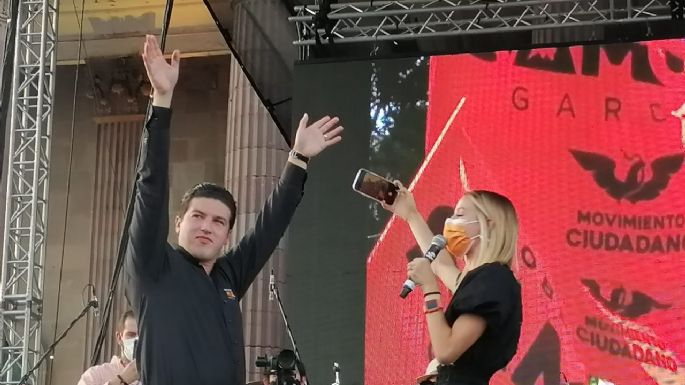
(83, 115), (143, 365)
(225, 52), (290, 383)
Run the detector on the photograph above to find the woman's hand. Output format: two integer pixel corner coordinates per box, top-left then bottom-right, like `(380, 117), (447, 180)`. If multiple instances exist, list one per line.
(382, 181), (419, 222)
(407, 258), (439, 290)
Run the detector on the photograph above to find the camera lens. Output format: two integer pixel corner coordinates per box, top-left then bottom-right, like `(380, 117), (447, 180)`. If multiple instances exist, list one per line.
(276, 350), (297, 370)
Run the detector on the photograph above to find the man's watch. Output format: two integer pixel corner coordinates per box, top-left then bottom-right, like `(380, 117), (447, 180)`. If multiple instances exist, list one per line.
(289, 150), (309, 164)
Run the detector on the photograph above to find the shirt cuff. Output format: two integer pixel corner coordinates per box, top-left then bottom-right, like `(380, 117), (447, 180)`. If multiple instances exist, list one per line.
(152, 106), (171, 117)
(281, 160), (308, 191)
(145, 106), (171, 131)
(150, 106), (172, 122)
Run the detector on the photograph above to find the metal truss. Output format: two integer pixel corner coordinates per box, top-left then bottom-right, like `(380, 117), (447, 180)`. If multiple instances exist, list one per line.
(289, 0), (673, 57)
(0, 0), (58, 383)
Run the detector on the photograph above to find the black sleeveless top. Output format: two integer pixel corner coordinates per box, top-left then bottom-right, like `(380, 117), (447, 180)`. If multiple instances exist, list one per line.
(438, 263), (522, 385)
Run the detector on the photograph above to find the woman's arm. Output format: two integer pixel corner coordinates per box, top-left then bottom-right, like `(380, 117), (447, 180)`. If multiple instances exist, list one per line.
(385, 182), (461, 292)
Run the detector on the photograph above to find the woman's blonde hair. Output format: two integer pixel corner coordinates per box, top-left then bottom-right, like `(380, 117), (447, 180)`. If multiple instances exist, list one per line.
(459, 190), (519, 282)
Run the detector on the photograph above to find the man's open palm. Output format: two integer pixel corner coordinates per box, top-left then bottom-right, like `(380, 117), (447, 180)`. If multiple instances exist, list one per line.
(142, 34), (180, 95)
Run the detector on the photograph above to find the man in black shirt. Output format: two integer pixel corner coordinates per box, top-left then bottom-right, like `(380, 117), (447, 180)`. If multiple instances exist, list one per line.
(123, 35), (343, 385)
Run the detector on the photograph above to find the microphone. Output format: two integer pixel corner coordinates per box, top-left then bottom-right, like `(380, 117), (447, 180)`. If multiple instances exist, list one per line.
(269, 270), (275, 301)
(90, 286), (99, 317)
(400, 235), (447, 299)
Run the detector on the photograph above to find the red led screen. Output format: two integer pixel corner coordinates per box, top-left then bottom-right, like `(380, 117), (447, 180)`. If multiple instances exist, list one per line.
(365, 40), (685, 385)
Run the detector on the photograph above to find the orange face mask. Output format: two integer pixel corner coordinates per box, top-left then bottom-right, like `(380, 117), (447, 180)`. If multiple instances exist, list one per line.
(442, 219), (479, 257)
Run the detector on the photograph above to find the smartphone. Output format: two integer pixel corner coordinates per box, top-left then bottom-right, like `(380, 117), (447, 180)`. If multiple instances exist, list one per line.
(352, 168), (399, 205)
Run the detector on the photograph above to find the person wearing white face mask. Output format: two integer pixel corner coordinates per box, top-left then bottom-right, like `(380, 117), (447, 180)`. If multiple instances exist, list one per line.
(383, 184), (522, 385)
(77, 310), (140, 385)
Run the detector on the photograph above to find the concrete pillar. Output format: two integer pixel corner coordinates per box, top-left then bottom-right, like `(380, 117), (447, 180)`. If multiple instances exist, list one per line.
(225, 53), (290, 383)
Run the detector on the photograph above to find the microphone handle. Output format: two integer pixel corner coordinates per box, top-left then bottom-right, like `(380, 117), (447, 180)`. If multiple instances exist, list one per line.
(399, 245), (441, 298)
(400, 279), (415, 299)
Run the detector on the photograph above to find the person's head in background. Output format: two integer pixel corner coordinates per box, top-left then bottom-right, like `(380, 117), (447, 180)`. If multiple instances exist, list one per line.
(116, 310), (138, 364)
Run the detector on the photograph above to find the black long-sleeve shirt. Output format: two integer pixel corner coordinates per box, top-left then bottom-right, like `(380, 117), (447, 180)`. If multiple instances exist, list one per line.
(124, 107), (306, 385)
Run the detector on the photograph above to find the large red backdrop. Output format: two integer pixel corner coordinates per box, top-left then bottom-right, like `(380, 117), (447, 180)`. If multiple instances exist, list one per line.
(365, 40), (685, 385)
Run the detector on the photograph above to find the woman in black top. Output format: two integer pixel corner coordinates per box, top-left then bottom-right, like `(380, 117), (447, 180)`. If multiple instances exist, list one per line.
(385, 187), (522, 385)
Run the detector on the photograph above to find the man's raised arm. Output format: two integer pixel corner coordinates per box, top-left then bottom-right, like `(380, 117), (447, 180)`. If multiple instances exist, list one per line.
(125, 35), (180, 282)
(222, 114), (344, 298)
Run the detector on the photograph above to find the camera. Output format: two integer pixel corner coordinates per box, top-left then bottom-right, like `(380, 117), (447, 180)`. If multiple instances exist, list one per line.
(256, 349), (300, 385)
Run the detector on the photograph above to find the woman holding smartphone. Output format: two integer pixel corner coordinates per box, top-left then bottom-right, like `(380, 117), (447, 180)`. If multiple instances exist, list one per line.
(383, 185), (522, 385)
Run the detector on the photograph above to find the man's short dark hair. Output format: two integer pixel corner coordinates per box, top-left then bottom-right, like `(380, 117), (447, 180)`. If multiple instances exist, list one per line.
(118, 310), (135, 332)
(177, 183), (237, 230)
